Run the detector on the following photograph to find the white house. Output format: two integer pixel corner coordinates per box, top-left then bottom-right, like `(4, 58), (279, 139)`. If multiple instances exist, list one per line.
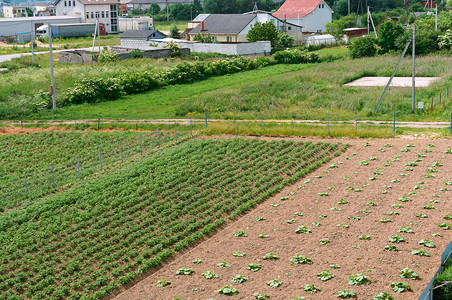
(55, 0), (119, 34)
(189, 13), (303, 44)
(3, 5), (30, 18)
(273, 0), (333, 33)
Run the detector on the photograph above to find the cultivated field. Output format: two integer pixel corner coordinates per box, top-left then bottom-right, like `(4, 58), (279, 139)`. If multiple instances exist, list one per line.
(0, 133), (344, 299)
(112, 137), (452, 300)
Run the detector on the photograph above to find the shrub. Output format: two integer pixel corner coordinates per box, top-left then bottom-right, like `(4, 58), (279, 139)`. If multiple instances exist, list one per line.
(98, 49), (120, 63)
(348, 36), (377, 59)
(67, 77), (123, 104)
(130, 49), (143, 59)
(273, 48), (319, 64)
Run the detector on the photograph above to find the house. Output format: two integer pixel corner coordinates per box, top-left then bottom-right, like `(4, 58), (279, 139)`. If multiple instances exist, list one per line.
(272, 0), (333, 33)
(120, 29), (166, 46)
(35, 3), (56, 16)
(188, 13), (304, 44)
(130, 0), (199, 11)
(3, 5), (31, 18)
(54, 0), (120, 34)
(119, 16), (153, 31)
(343, 27), (367, 43)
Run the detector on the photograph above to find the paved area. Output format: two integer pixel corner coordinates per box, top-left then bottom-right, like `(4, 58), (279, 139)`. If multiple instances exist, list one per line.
(344, 76), (441, 88)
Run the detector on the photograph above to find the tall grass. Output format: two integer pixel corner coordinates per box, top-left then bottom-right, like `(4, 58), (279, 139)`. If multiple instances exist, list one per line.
(206, 121), (396, 138)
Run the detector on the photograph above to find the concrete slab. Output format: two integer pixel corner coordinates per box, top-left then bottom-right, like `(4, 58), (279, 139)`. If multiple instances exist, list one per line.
(344, 76), (441, 88)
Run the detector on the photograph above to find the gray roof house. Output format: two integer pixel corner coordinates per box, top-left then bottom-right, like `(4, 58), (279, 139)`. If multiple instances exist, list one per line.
(120, 29), (166, 47)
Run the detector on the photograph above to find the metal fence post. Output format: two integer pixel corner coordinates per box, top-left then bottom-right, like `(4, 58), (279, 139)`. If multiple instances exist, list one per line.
(99, 149), (103, 171)
(393, 112), (396, 134)
(450, 112), (452, 136)
(327, 112), (330, 135)
(158, 127), (161, 148)
(233, 111), (235, 130)
(291, 112), (293, 129)
(51, 163), (55, 188)
(77, 155), (80, 179)
(355, 111), (358, 133)
(25, 172), (28, 198)
(261, 111), (263, 129)
(175, 121), (177, 142)
(140, 134), (143, 156)
(98, 118), (100, 131)
(120, 141), (123, 163)
(204, 107), (207, 129)
(190, 117), (192, 135)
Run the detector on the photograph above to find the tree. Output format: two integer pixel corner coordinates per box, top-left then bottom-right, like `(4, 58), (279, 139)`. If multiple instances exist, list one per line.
(204, 0), (236, 13)
(169, 25), (181, 39)
(247, 22), (279, 47)
(147, 3), (160, 15)
(438, 29), (452, 50)
(274, 32), (294, 51)
(348, 36), (377, 58)
(325, 14), (357, 41)
(377, 20), (403, 53)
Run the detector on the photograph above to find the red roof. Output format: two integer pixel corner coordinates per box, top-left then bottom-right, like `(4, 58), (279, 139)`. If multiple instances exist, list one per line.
(273, 0), (323, 19)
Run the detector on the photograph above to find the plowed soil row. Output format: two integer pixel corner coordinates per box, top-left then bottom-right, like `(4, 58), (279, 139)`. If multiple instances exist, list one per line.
(114, 138), (452, 300)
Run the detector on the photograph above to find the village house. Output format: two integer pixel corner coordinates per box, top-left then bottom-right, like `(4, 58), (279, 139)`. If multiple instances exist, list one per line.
(273, 0), (333, 33)
(3, 5), (31, 18)
(54, 0), (120, 34)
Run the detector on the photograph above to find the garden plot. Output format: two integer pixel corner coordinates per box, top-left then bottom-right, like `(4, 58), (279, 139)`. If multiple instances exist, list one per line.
(343, 77), (440, 88)
(114, 138), (452, 300)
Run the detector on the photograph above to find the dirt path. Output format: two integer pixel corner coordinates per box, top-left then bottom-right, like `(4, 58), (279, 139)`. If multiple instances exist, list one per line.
(2, 119), (452, 129)
(112, 138), (452, 300)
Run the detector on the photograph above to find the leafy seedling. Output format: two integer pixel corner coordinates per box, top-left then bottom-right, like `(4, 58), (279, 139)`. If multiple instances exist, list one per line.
(262, 253), (278, 260)
(202, 271), (219, 279)
(295, 226), (311, 234)
(317, 270), (334, 281)
(398, 268), (419, 280)
(246, 264), (262, 272)
(337, 289), (356, 298)
(255, 217), (266, 221)
(303, 284), (321, 293)
(217, 261), (231, 268)
(157, 280), (170, 287)
(230, 275), (248, 284)
(320, 238), (330, 245)
(233, 252), (245, 257)
(192, 259), (202, 264)
(372, 292), (394, 300)
(399, 227), (413, 233)
(388, 235), (405, 243)
(384, 245), (398, 251)
(291, 255), (312, 265)
(411, 249), (431, 256)
(176, 268), (193, 275)
(254, 293), (269, 299)
(287, 219), (296, 224)
(359, 235), (371, 240)
(267, 279), (283, 288)
(390, 281), (411, 293)
(233, 230), (247, 237)
(438, 223), (452, 230)
(330, 264), (341, 269)
(258, 234), (269, 238)
(294, 211), (303, 216)
(348, 273), (371, 286)
(419, 239), (435, 248)
(218, 285), (238, 295)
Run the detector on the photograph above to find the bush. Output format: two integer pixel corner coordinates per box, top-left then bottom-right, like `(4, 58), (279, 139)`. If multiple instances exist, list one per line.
(130, 49), (143, 59)
(273, 48), (320, 64)
(98, 49), (120, 63)
(439, 29), (452, 50)
(348, 36), (377, 59)
(67, 77), (123, 104)
(163, 42), (182, 57)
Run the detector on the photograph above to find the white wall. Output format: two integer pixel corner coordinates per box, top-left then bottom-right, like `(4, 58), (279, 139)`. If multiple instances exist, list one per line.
(285, 1), (332, 33)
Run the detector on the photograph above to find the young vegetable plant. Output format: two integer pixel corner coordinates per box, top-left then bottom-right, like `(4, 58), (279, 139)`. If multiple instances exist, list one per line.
(398, 268), (419, 280)
(294, 212), (303, 216)
(267, 279), (283, 288)
(438, 223), (452, 230)
(388, 235), (405, 243)
(419, 239), (435, 248)
(384, 245), (398, 251)
(287, 219), (296, 224)
(319, 238), (330, 245)
(372, 292), (394, 300)
(337, 289), (356, 299)
(295, 226), (311, 234)
(317, 270), (334, 281)
(253, 293), (269, 299)
(330, 264), (341, 269)
(192, 259), (202, 264)
(290, 255), (312, 265)
(157, 280), (170, 287)
(202, 271), (219, 279)
(246, 264), (262, 272)
(258, 234), (269, 238)
(416, 213), (428, 218)
(176, 268), (193, 275)
(218, 285), (238, 295)
(255, 217), (266, 221)
(359, 235), (371, 240)
(380, 218), (391, 223)
(262, 253), (278, 260)
(233, 252), (245, 257)
(230, 275), (248, 284)
(233, 230), (247, 237)
(399, 226), (413, 233)
(217, 261), (231, 268)
(348, 273), (371, 286)
(303, 284), (321, 293)
(390, 281), (411, 293)
(411, 249), (431, 256)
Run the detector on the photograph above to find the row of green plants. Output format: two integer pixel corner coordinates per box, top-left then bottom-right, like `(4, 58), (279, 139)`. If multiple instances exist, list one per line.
(0, 138), (345, 299)
(67, 56), (274, 105)
(0, 130), (185, 210)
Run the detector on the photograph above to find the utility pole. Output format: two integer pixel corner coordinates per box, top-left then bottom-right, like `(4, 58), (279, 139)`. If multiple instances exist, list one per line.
(435, 5), (438, 31)
(97, 17), (101, 52)
(31, 21), (34, 63)
(166, 0), (169, 23)
(92, 18), (98, 50)
(348, 0), (350, 16)
(367, 6), (370, 35)
(48, 24), (56, 112)
(412, 25), (415, 114)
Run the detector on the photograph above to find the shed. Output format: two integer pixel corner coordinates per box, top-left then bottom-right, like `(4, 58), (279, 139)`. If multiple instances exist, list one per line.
(120, 29), (167, 47)
(306, 34), (335, 46)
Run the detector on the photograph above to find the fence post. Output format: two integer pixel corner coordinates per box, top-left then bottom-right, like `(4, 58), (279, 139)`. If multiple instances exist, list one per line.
(77, 155), (80, 179)
(450, 112), (452, 136)
(291, 112), (293, 129)
(233, 111), (235, 130)
(175, 121), (177, 142)
(25, 172), (28, 198)
(355, 111), (358, 133)
(204, 107), (207, 129)
(140, 134), (143, 156)
(51, 163), (55, 188)
(190, 117), (192, 135)
(327, 112), (330, 135)
(431, 97), (434, 112)
(439, 92), (441, 104)
(97, 118), (100, 131)
(393, 112), (396, 134)
(261, 111), (263, 129)
(158, 127), (161, 148)
(99, 149), (103, 171)
(120, 141), (123, 163)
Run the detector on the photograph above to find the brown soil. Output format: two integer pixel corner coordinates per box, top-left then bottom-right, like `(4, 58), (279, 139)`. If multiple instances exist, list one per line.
(113, 138), (452, 300)
(0, 125), (70, 135)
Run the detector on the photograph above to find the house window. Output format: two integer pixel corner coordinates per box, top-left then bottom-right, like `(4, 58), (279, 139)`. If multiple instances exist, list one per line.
(227, 36), (232, 42)
(86, 12), (89, 18)
(64, 1), (67, 6)
(95, 11), (100, 18)
(105, 11), (108, 17)
(73, 1), (75, 6)
(68, 1), (71, 6)
(322, 4), (325, 8)
(101, 11), (104, 18)
(288, 26), (292, 30)
(91, 12), (94, 18)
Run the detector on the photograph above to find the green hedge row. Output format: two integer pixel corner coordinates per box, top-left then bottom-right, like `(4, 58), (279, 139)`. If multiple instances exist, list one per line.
(67, 56), (274, 105)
